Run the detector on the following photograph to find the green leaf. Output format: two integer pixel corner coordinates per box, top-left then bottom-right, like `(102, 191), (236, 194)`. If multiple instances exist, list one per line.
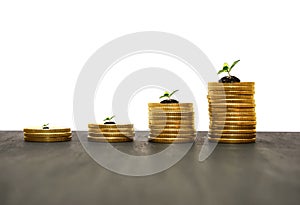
(229, 60), (240, 72)
(109, 115), (115, 120)
(169, 89), (179, 98)
(159, 93), (169, 99)
(217, 69), (225, 75)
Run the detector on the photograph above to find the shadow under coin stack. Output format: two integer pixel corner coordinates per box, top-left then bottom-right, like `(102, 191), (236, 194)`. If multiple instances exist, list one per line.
(208, 82), (256, 143)
(88, 124), (134, 142)
(23, 127), (72, 142)
(148, 103), (196, 143)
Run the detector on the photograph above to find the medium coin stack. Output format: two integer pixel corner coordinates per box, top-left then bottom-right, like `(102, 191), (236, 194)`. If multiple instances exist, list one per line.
(148, 103), (196, 143)
(88, 124), (134, 142)
(23, 127), (72, 142)
(208, 82), (256, 143)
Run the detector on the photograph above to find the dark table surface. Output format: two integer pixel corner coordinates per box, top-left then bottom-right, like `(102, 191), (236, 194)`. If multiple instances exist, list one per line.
(0, 131), (299, 205)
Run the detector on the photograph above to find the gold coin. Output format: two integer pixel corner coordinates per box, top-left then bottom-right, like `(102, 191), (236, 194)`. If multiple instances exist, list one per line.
(88, 128), (134, 133)
(89, 132), (134, 138)
(149, 120), (194, 125)
(209, 116), (256, 121)
(88, 136), (133, 143)
(24, 132), (72, 138)
(209, 103), (255, 108)
(209, 125), (256, 130)
(210, 121), (256, 126)
(208, 95), (254, 100)
(209, 112), (256, 117)
(208, 137), (255, 143)
(88, 124), (133, 129)
(24, 127), (71, 133)
(148, 137), (195, 143)
(24, 136), (72, 142)
(149, 133), (196, 138)
(208, 99), (255, 104)
(209, 129), (256, 134)
(149, 116), (194, 121)
(149, 125), (194, 130)
(149, 108), (193, 113)
(209, 90), (255, 95)
(209, 107), (256, 112)
(149, 111), (194, 117)
(208, 82), (255, 86)
(208, 133), (256, 139)
(150, 129), (196, 135)
(208, 87), (255, 92)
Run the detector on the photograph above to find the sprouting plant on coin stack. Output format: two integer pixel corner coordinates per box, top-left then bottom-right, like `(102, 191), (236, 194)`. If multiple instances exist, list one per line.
(103, 115), (116, 124)
(218, 60), (240, 83)
(159, 89), (179, 103)
(42, 123), (49, 129)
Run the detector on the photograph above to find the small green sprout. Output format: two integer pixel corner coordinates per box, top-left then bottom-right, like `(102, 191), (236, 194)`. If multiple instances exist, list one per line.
(42, 123), (49, 129)
(218, 60), (240, 77)
(103, 115), (115, 123)
(159, 89), (179, 100)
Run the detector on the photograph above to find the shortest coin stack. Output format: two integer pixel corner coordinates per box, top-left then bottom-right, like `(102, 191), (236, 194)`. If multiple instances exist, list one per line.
(24, 127), (72, 142)
(88, 124), (134, 142)
(208, 82), (256, 143)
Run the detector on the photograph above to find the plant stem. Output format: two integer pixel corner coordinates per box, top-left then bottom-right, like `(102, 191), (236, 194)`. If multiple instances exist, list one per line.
(228, 71), (231, 78)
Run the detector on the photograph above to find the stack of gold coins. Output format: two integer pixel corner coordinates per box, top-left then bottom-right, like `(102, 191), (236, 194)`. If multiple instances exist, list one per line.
(23, 127), (72, 142)
(87, 124), (134, 142)
(208, 82), (256, 143)
(148, 103), (196, 143)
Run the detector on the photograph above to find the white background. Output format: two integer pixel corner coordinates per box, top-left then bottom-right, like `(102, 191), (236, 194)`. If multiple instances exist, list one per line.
(0, 0), (299, 131)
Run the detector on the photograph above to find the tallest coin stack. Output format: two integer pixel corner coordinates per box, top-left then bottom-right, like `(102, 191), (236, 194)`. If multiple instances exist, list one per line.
(207, 82), (256, 143)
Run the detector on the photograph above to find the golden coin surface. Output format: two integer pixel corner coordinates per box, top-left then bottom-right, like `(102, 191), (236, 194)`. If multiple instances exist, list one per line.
(88, 124), (133, 129)
(149, 125), (195, 130)
(208, 99), (255, 104)
(208, 87), (255, 91)
(24, 136), (72, 142)
(208, 95), (254, 100)
(208, 137), (256, 143)
(150, 129), (196, 135)
(150, 129), (195, 134)
(149, 133), (196, 138)
(209, 107), (256, 113)
(24, 127), (71, 133)
(149, 112), (194, 117)
(209, 116), (256, 121)
(88, 136), (133, 142)
(89, 132), (134, 138)
(209, 112), (256, 117)
(149, 116), (194, 121)
(149, 120), (194, 125)
(88, 128), (134, 133)
(209, 125), (256, 130)
(208, 133), (256, 139)
(209, 103), (255, 108)
(209, 91), (255, 95)
(209, 129), (256, 134)
(210, 121), (257, 126)
(24, 132), (72, 138)
(148, 137), (195, 143)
